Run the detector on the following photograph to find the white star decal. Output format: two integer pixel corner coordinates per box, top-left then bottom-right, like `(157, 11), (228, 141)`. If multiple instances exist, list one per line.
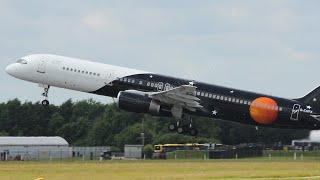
(212, 110), (218, 115)
(150, 75), (153, 78)
(307, 105), (312, 109)
(230, 90), (234, 94)
(189, 81), (195, 86)
(314, 98), (317, 102)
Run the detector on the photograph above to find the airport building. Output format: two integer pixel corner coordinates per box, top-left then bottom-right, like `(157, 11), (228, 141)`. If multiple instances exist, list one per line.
(72, 146), (111, 159)
(125, 145), (143, 159)
(0, 136), (70, 160)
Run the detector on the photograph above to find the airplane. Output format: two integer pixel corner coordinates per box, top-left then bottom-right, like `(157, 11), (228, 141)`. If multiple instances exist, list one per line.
(5, 54), (320, 136)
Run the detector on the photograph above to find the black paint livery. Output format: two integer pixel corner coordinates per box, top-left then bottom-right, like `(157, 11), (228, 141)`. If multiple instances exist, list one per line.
(91, 73), (320, 134)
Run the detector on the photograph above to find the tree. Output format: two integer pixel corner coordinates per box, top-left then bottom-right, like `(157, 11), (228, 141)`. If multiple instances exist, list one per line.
(86, 115), (112, 146)
(143, 144), (154, 159)
(0, 99), (310, 150)
(115, 123), (153, 150)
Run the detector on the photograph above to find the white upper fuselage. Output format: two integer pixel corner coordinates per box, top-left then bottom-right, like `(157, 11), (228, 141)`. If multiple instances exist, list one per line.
(6, 54), (148, 93)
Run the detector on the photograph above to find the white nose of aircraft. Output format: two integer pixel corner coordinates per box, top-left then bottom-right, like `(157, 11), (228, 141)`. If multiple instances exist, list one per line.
(5, 64), (16, 76)
(6, 63), (19, 77)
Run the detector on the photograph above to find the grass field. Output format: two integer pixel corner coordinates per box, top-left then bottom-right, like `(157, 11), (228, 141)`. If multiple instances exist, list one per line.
(1, 159), (320, 180)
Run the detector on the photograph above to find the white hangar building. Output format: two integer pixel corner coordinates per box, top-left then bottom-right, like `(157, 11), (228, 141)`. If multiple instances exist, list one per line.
(0, 137), (70, 160)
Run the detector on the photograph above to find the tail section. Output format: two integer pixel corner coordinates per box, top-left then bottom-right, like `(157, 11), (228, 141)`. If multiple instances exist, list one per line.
(295, 86), (320, 109)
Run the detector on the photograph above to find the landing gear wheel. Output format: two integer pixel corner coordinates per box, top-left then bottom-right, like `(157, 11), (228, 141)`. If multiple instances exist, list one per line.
(177, 126), (184, 134)
(189, 128), (198, 136)
(168, 123), (176, 131)
(41, 85), (50, 107)
(42, 100), (49, 106)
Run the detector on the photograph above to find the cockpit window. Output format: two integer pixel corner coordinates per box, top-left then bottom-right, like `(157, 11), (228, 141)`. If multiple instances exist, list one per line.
(17, 59), (27, 64)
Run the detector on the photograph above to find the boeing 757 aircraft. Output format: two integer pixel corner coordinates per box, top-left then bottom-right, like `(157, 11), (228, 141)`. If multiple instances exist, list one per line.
(6, 54), (320, 136)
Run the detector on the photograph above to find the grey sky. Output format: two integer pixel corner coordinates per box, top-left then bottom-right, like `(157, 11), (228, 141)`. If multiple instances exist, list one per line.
(1, 0), (320, 105)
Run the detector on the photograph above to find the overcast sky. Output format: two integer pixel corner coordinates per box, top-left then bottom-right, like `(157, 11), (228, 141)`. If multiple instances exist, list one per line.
(1, 0), (320, 105)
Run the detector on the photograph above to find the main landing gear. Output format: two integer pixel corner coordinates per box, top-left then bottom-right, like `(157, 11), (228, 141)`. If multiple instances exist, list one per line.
(168, 116), (198, 136)
(41, 85), (50, 107)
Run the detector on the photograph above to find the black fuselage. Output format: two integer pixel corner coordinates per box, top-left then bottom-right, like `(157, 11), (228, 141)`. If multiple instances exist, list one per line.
(92, 73), (320, 130)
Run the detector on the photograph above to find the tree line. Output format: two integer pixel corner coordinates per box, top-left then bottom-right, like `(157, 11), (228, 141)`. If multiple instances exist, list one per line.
(0, 99), (309, 150)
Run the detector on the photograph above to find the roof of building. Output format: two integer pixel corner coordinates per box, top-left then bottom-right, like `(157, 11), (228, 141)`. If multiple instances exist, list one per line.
(0, 137), (69, 146)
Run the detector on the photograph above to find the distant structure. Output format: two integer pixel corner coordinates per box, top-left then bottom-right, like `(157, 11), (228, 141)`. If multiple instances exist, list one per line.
(72, 146), (111, 159)
(0, 136), (70, 160)
(125, 145), (143, 159)
(292, 139), (320, 151)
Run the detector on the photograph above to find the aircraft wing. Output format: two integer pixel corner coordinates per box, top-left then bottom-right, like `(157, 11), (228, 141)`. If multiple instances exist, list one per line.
(147, 85), (203, 118)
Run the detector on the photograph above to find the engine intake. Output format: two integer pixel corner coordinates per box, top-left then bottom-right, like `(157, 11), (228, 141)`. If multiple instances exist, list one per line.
(117, 91), (162, 115)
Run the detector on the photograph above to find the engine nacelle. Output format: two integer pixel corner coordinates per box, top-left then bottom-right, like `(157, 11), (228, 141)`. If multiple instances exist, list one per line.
(117, 91), (163, 115)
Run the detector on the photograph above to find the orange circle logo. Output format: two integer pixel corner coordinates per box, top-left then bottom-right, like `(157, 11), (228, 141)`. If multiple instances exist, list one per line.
(249, 97), (278, 124)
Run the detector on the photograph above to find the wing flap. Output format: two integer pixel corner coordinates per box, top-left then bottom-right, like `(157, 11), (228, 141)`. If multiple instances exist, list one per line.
(147, 85), (203, 116)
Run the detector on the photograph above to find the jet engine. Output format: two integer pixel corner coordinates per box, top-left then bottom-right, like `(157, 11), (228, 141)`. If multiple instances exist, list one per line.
(117, 91), (171, 116)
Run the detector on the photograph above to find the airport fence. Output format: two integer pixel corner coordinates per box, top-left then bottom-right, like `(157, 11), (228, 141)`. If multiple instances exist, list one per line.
(0, 149), (121, 162)
(3, 150), (320, 162)
(165, 150), (320, 161)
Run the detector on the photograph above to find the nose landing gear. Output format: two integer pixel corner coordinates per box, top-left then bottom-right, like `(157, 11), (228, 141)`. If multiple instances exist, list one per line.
(41, 85), (50, 106)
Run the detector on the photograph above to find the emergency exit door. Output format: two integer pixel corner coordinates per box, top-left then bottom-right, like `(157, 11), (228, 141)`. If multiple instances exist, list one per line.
(37, 57), (47, 73)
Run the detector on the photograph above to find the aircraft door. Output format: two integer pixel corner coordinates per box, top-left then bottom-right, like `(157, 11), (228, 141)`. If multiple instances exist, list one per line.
(104, 69), (115, 86)
(37, 57), (47, 73)
(290, 104), (301, 121)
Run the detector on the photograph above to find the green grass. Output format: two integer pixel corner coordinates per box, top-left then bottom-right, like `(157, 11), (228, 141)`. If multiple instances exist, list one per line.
(1, 159), (320, 180)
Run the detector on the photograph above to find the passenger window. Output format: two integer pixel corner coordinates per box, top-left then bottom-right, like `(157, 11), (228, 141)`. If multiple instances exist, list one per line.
(151, 83), (154, 87)
(205, 93), (208, 97)
(213, 95), (217, 99)
(228, 98), (232, 102)
(128, 79), (131, 83)
(63, 67), (65, 70)
(240, 100), (243, 104)
(197, 92), (201, 96)
(147, 82), (150, 86)
(232, 98), (235, 102)
(93, 73), (96, 76)
(70, 69), (73, 71)
(132, 79), (135, 83)
(90, 72), (92, 75)
(209, 94), (212, 98)
(201, 92), (204, 96)
(248, 101), (251, 105)
(217, 95), (220, 99)
(236, 99), (239, 103)
(98, 74), (100, 76)
(139, 81), (143, 85)
(78, 70), (81, 73)
(74, 69), (77, 72)
(124, 78), (127, 82)
(67, 68), (69, 71)
(279, 107), (283, 111)
(224, 97), (228, 101)
(86, 71), (88, 74)
(220, 96), (224, 100)
(82, 71), (84, 73)
(244, 101), (247, 104)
